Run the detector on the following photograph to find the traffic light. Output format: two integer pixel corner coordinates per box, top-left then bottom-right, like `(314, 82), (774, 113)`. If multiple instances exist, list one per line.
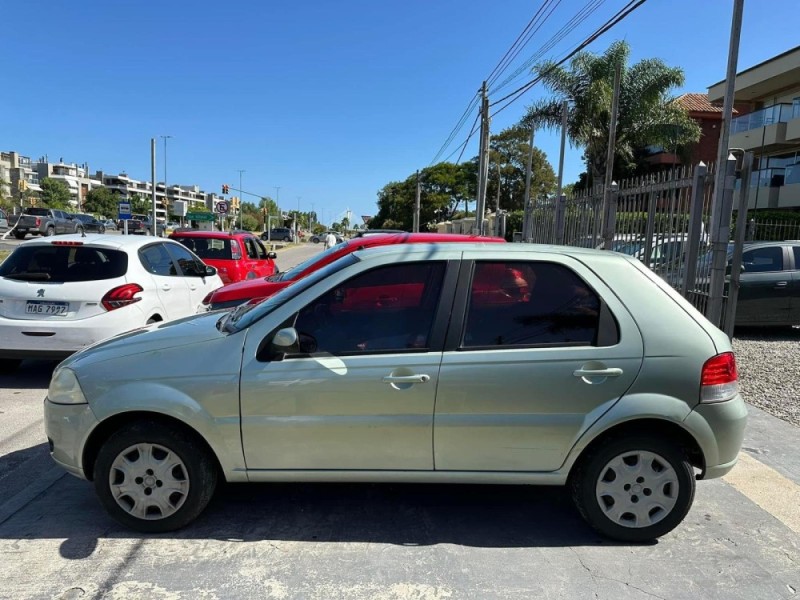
(222, 184), (229, 194)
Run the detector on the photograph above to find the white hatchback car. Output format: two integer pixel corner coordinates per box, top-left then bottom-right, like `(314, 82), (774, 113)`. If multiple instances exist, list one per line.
(0, 234), (222, 372)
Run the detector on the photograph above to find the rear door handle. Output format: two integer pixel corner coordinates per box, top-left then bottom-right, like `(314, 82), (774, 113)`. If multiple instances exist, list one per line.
(382, 374), (431, 384)
(774, 281), (788, 288)
(573, 368), (623, 378)
(161, 284), (171, 291)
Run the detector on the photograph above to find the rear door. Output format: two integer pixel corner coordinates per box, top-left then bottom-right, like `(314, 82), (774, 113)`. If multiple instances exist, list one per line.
(790, 245), (800, 324)
(138, 242), (193, 319)
(434, 252), (644, 472)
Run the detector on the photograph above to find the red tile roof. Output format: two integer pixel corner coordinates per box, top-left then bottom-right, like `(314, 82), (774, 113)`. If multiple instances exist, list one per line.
(676, 93), (738, 114)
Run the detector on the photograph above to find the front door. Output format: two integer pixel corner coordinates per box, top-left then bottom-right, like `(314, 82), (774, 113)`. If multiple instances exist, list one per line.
(240, 260), (452, 471)
(736, 245), (792, 325)
(434, 257), (644, 472)
(138, 242), (193, 319)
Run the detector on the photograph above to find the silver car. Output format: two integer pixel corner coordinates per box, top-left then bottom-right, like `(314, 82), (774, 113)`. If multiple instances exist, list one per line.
(44, 243), (746, 541)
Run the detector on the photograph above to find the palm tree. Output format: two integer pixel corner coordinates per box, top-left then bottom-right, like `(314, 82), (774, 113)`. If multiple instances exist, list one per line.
(522, 40), (700, 187)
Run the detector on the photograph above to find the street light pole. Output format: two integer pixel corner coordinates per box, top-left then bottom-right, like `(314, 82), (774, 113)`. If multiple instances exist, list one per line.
(237, 170), (245, 230)
(160, 135), (172, 226)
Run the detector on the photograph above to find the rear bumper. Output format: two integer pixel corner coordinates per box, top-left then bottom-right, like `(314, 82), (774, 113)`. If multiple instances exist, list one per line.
(683, 394), (748, 480)
(0, 306), (145, 358)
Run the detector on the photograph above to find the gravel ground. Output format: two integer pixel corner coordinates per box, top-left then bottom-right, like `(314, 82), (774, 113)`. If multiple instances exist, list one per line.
(733, 326), (800, 426)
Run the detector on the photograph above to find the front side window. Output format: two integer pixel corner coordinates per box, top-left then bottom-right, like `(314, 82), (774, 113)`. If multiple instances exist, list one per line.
(165, 242), (205, 276)
(742, 246), (783, 272)
(291, 262), (446, 356)
(463, 261), (607, 348)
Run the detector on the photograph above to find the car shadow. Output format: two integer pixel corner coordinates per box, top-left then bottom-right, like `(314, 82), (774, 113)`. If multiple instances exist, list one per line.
(734, 325), (800, 341)
(0, 359), (59, 390)
(0, 461), (643, 558)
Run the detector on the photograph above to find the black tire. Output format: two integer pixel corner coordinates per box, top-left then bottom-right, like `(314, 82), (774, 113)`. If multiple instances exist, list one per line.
(0, 359), (21, 374)
(93, 420), (218, 533)
(312, 237), (320, 244)
(99, 226), (105, 234)
(76, 226), (84, 236)
(283, 236), (290, 242)
(13, 231), (26, 240)
(45, 226), (55, 237)
(570, 436), (695, 542)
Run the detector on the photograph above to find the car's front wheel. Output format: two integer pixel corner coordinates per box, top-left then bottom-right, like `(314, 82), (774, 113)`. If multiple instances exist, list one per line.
(571, 436), (695, 542)
(93, 421), (218, 533)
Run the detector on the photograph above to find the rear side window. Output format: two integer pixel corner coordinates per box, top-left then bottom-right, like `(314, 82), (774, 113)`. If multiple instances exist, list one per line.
(172, 236), (232, 260)
(0, 246), (128, 282)
(139, 244), (179, 276)
(462, 261), (614, 348)
(793, 246), (800, 270)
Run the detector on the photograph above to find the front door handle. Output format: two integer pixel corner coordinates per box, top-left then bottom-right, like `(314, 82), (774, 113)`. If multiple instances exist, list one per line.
(161, 284), (171, 291)
(573, 368), (623, 378)
(382, 374), (431, 384)
(774, 281), (788, 288)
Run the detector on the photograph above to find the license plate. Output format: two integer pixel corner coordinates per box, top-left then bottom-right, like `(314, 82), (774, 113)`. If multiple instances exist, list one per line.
(26, 301), (69, 316)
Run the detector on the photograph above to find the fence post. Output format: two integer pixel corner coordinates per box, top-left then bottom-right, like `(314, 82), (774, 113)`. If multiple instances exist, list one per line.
(554, 194), (567, 245)
(746, 218), (756, 241)
(601, 182), (618, 250)
(706, 154), (737, 328)
(723, 152), (754, 337)
(681, 162), (709, 297)
(643, 185), (657, 268)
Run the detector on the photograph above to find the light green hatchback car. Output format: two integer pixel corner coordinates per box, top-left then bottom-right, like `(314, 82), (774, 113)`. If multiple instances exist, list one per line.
(44, 242), (747, 542)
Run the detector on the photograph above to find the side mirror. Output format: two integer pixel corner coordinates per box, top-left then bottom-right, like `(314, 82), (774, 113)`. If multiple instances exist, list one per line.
(267, 251), (277, 259)
(204, 265), (217, 277)
(268, 327), (299, 360)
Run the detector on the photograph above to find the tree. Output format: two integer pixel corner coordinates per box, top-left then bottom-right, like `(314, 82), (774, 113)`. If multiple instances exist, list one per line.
(522, 40), (700, 187)
(84, 187), (119, 217)
(39, 178), (72, 209)
(484, 125), (557, 211)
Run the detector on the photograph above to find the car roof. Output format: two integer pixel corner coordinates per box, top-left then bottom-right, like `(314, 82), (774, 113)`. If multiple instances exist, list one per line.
(341, 232), (504, 250)
(17, 233), (185, 251)
(169, 229), (253, 239)
(349, 241), (629, 262)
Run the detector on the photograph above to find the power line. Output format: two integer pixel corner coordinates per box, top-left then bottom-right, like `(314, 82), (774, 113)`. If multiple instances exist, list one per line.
(490, 0), (608, 95)
(489, 0), (647, 118)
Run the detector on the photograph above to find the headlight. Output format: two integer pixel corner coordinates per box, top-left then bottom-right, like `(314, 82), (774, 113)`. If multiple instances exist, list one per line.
(48, 368), (88, 405)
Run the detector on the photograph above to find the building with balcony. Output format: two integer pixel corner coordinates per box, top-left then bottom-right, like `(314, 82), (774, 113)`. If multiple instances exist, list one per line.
(33, 158), (101, 210)
(708, 45), (800, 210)
(0, 152), (42, 204)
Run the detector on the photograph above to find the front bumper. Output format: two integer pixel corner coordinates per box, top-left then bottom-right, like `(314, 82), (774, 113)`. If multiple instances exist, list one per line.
(44, 398), (100, 480)
(684, 394), (748, 479)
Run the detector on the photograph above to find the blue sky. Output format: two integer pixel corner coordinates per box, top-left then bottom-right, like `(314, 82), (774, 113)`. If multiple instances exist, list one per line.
(2, 0), (797, 225)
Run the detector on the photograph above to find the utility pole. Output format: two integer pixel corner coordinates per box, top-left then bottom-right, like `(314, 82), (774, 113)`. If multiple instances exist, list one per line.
(150, 138), (157, 236)
(601, 62), (622, 250)
(707, 0), (745, 327)
(522, 126), (535, 242)
(413, 170), (421, 233)
(237, 170), (245, 230)
(556, 99), (569, 199)
(475, 81), (491, 235)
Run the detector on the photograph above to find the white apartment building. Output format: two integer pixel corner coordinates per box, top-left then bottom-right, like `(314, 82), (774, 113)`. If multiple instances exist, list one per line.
(1, 152), (42, 203)
(33, 158), (101, 210)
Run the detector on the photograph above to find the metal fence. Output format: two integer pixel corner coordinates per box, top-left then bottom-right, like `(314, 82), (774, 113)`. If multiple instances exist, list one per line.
(525, 154), (754, 337)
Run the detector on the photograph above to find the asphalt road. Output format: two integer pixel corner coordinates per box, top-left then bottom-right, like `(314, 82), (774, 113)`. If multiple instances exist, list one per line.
(1, 242), (799, 599)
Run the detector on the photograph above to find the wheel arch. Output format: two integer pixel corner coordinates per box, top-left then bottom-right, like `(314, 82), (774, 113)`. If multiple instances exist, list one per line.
(82, 411), (226, 483)
(567, 418), (705, 484)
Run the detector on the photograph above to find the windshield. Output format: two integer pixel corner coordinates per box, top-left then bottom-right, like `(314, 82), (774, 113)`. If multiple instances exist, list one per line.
(221, 253), (359, 333)
(273, 242), (347, 282)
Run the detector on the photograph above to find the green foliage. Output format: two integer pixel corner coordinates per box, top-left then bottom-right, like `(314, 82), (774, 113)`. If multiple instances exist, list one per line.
(39, 178), (72, 209)
(240, 214), (259, 232)
(83, 187), (119, 217)
(522, 40), (700, 185)
(127, 193), (151, 215)
(505, 210), (524, 241)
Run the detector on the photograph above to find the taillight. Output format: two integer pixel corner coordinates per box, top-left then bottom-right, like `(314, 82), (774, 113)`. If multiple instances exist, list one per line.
(35, 217), (41, 227)
(202, 287), (221, 306)
(231, 240), (242, 260)
(700, 352), (738, 403)
(101, 284), (143, 311)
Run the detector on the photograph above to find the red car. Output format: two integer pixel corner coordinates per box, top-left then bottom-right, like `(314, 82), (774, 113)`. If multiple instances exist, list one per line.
(169, 230), (278, 285)
(204, 232), (505, 310)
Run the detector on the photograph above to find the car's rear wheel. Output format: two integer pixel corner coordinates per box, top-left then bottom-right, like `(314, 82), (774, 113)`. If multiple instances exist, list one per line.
(571, 436), (695, 542)
(312, 237), (320, 244)
(13, 232), (26, 240)
(283, 236), (290, 242)
(99, 226), (105, 234)
(45, 226), (55, 237)
(93, 421), (218, 532)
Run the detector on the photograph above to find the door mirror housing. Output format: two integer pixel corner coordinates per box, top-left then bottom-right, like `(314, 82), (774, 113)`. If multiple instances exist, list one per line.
(204, 265), (217, 277)
(264, 327), (299, 361)
(267, 251), (277, 259)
